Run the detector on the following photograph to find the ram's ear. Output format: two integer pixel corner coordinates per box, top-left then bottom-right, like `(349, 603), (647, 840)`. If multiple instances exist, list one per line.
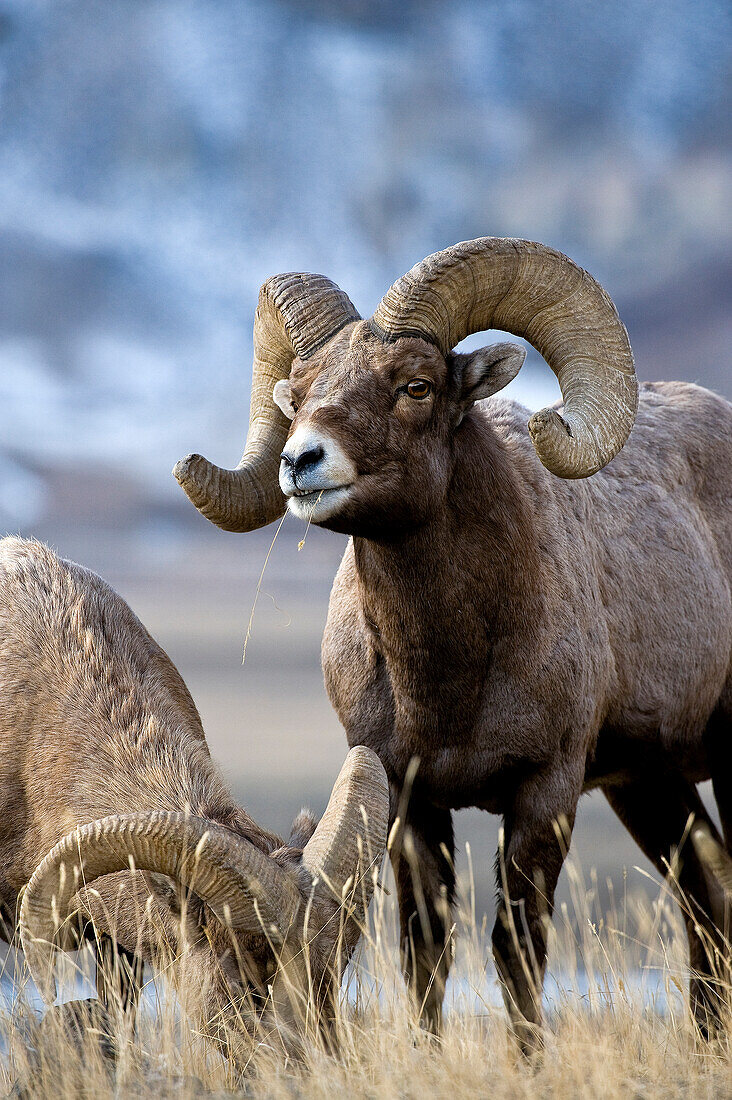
(455, 342), (526, 408)
(272, 379), (297, 420)
(287, 809), (317, 849)
(149, 873), (207, 945)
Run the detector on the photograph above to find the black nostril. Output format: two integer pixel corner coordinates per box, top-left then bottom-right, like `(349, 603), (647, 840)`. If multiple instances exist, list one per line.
(293, 445), (324, 475)
(280, 450), (295, 469)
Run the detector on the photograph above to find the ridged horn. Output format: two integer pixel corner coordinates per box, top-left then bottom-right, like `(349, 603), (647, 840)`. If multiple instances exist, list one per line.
(20, 811), (302, 1004)
(302, 746), (389, 929)
(174, 274), (360, 531)
(371, 237), (637, 479)
(266, 747), (389, 1029)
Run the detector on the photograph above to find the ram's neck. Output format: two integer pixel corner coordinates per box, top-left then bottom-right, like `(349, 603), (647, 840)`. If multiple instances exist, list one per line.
(351, 415), (545, 718)
(78, 708), (283, 858)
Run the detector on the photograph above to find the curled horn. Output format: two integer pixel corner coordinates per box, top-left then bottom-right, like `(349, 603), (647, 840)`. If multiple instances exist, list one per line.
(371, 237), (638, 479)
(20, 811), (301, 1004)
(302, 746), (389, 930)
(174, 274), (360, 532)
(267, 747), (389, 1028)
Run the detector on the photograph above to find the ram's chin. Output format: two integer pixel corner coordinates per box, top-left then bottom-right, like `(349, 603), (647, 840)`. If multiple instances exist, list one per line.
(286, 486), (352, 523)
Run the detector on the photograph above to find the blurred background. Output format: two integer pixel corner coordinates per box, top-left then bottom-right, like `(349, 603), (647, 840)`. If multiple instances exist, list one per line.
(0, 0), (729, 921)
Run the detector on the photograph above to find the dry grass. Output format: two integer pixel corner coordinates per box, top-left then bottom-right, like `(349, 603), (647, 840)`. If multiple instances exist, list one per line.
(2, 851), (731, 1100)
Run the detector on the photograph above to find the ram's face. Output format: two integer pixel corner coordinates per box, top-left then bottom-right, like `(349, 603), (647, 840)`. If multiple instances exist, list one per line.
(194, 924), (286, 1047)
(275, 321), (527, 537)
(165, 862), (323, 1054)
(275, 322), (455, 537)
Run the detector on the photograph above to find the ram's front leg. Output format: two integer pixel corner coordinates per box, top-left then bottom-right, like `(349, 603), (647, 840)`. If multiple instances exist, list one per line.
(390, 795), (455, 1033)
(491, 767), (580, 1055)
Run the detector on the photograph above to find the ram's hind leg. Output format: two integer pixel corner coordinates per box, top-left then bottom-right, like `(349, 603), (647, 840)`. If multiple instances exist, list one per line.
(605, 774), (729, 1037)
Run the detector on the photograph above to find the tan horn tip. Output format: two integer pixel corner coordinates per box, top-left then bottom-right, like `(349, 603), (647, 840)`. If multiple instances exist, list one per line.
(336, 746), (390, 815)
(173, 452), (206, 485)
(173, 452), (222, 515)
(173, 452), (270, 533)
(347, 744), (389, 785)
(527, 408), (599, 479)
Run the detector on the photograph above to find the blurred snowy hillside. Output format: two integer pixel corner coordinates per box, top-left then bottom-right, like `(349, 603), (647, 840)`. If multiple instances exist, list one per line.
(0, 0), (729, 533)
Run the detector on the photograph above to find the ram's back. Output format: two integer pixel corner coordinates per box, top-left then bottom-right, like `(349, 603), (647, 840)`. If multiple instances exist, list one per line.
(0, 538), (207, 911)
(489, 380), (732, 743)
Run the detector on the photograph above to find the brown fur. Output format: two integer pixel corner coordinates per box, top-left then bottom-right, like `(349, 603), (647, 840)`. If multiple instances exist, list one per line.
(281, 323), (732, 1048)
(0, 537), (319, 1048)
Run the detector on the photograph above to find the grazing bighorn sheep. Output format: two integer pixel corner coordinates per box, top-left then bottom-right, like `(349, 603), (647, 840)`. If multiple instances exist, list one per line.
(0, 538), (388, 1054)
(174, 237), (732, 1050)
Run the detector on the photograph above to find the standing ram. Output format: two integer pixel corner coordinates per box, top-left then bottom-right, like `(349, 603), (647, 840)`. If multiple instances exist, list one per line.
(0, 537), (388, 1056)
(174, 237), (732, 1051)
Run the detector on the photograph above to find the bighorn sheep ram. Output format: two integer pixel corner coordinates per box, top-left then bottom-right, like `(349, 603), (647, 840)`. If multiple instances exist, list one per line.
(0, 537), (388, 1054)
(174, 237), (732, 1050)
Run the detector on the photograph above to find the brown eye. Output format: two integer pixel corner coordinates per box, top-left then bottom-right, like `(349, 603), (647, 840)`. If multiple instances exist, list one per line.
(406, 379), (432, 400)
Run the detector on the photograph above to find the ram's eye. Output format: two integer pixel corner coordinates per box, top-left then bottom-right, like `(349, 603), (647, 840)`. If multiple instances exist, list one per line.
(405, 379), (432, 400)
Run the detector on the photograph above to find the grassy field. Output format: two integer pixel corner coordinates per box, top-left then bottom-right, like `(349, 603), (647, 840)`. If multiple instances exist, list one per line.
(2, 849), (731, 1099)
